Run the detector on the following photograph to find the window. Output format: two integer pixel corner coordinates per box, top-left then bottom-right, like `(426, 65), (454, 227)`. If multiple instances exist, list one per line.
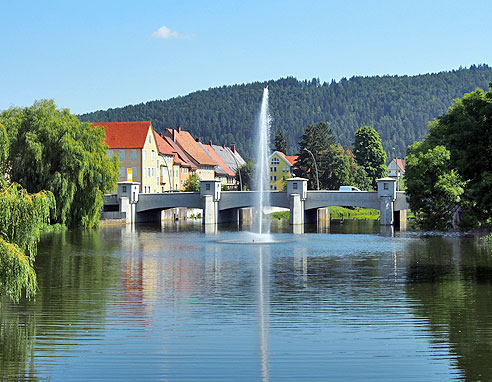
(152, 168), (155, 177)
(148, 168), (151, 177)
(107, 150), (113, 158)
(148, 134), (151, 144)
(274, 167), (277, 172)
(119, 150), (125, 161)
(122, 186), (127, 192)
(293, 182), (298, 190)
(274, 185), (277, 190)
(270, 185), (273, 190)
(132, 167), (137, 177)
(151, 150), (155, 161)
(131, 150), (136, 160)
(206, 184), (210, 190)
(119, 167), (125, 178)
(270, 176), (273, 181)
(384, 183), (388, 190)
(271, 157), (279, 165)
(143, 150), (147, 160)
(157, 177), (159, 185)
(274, 176), (277, 181)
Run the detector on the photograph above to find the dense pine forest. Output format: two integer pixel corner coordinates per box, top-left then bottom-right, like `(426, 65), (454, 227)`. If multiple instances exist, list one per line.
(79, 65), (492, 160)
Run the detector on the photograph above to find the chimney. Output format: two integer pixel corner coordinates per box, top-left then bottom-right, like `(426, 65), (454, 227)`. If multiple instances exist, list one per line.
(230, 144), (236, 153)
(177, 125), (181, 134)
(172, 129), (176, 143)
(196, 138), (202, 143)
(209, 140), (213, 146)
(222, 144), (225, 148)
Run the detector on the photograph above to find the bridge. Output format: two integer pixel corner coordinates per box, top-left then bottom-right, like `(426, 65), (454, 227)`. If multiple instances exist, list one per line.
(103, 177), (408, 227)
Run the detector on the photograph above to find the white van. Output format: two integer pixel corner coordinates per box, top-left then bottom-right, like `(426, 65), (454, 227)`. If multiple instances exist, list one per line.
(339, 186), (361, 191)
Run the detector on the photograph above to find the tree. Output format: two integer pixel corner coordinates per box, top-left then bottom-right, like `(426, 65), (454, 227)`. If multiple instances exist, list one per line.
(0, 100), (119, 229)
(295, 122), (336, 189)
(425, 87), (492, 228)
(183, 173), (200, 192)
(0, 124), (55, 302)
(274, 130), (287, 154)
(406, 86), (492, 230)
(406, 143), (465, 230)
(238, 159), (255, 190)
(353, 125), (387, 189)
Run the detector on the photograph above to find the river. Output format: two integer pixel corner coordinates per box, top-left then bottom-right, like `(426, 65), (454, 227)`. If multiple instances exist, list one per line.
(1, 220), (492, 381)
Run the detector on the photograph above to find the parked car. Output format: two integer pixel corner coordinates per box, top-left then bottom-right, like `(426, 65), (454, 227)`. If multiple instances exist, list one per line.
(339, 186), (361, 191)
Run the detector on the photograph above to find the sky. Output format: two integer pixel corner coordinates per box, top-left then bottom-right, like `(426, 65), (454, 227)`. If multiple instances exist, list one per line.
(1, 0), (492, 115)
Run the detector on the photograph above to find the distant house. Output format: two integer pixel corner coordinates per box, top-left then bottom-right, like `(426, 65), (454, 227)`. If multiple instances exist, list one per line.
(268, 151), (298, 190)
(388, 158), (406, 177)
(200, 142), (238, 189)
(163, 127), (217, 180)
(93, 121), (160, 193)
(154, 132), (196, 191)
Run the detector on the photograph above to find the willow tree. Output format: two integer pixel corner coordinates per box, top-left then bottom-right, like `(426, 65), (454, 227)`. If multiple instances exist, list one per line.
(0, 100), (119, 228)
(0, 124), (54, 302)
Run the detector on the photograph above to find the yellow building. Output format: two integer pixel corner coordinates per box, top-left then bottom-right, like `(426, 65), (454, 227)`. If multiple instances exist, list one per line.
(268, 151), (298, 190)
(93, 121), (161, 193)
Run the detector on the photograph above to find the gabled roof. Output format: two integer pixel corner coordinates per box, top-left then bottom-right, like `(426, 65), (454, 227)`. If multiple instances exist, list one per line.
(201, 144), (236, 177)
(154, 131), (174, 155)
(164, 128), (217, 167)
(161, 135), (197, 170)
(209, 144), (245, 172)
(92, 121), (152, 149)
(270, 151), (298, 167)
(390, 158), (406, 174)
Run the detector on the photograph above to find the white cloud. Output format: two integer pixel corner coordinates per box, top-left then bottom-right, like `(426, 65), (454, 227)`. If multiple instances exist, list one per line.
(152, 25), (180, 39)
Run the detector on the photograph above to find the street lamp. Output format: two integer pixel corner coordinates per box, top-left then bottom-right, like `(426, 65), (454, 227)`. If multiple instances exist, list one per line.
(303, 148), (319, 191)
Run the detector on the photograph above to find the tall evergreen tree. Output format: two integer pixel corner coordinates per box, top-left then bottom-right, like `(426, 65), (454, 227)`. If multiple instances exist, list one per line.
(353, 125), (387, 189)
(295, 122), (336, 189)
(274, 130), (287, 154)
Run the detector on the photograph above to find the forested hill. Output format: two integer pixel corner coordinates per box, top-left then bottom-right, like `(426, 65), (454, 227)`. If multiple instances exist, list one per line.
(79, 64), (492, 160)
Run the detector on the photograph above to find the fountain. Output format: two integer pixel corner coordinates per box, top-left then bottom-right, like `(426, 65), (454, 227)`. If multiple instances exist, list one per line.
(253, 87), (272, 238)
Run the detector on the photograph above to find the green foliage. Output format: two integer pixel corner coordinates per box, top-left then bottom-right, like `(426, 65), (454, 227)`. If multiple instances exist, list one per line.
(406, 143), (465, 230)
(353, 125), (387, 189)
(183, 173), (200, 192)
(0, 124), (55, 302)
(0, 100), (119, 229)
(406, 85), (492, 230)
(329, 206), (380, 220)
(274, 130), (287, 154)
(270, 210), (290, 220)
(295, 121), (336, 189)
(79, 65), (492, 160)
(238, 159), (255, 190)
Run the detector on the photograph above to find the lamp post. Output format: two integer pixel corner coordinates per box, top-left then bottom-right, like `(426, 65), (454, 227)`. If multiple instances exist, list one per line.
(303, 148), (319, 191)
(231, 146), (243, 191)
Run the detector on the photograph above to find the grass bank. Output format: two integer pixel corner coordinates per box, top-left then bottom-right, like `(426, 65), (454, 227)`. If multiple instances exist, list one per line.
(270, 207), (380, 220)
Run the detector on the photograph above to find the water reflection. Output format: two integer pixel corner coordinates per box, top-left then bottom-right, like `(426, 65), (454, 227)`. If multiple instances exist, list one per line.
(1, 223), (492, 380)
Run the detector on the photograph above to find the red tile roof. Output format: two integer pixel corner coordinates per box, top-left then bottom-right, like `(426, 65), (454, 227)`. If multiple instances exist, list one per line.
(162, 135), (197, 170)
(154, 131), (174, 155)
(203, 144), (236, 177)
(276, 151), (298, 166)
(92, 121), (152, 149)
(164, 128), (217, 167)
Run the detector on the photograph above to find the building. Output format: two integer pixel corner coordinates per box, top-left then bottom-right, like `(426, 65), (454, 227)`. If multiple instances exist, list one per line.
(93, 121), (160, 193)
(200, 142), (237, 189)
(268, 151), (298, 190)
(163, 127), (217, 180)
(388, 158), (406, 177)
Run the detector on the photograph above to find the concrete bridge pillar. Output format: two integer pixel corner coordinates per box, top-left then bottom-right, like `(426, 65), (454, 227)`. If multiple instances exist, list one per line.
(287, 178), (307, 226)
(377, 177), (397, 225)
(200, 180), (221, 225)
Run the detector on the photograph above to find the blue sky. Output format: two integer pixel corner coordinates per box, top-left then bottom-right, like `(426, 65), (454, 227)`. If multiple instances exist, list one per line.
(1, 0), (491, 114)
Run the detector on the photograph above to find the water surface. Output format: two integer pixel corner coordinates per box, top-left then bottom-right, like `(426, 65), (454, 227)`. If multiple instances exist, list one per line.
(1, 221), (492, 381)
